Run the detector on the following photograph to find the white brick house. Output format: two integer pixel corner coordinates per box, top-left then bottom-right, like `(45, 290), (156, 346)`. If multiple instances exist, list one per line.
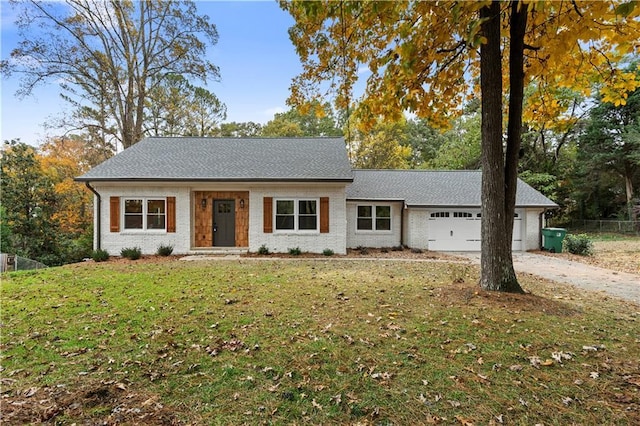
(76, 137), (557, 255)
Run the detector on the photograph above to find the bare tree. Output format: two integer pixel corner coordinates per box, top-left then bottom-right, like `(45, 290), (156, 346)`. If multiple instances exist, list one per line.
(2, 0), (220, 149)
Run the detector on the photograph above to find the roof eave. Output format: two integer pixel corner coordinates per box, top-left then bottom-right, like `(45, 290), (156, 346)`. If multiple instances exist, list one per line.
(404, 203), (559, 209)
(75, 177), (354, 183)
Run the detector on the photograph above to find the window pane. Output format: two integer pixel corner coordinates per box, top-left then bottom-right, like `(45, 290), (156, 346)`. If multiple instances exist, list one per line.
(275, 215), (294, 230)
(146, 199), (166, 230)
(357, 218), (373, 230)
(376, 218), (391, 231)
(376, 206), (390, 218)
(299, 216), (317, 230)
(276, 200), (294, 215)
(125, 199), (143, 213)
(124, 215), (143, 229)
(124, 199), (143, 229)
(147, 200), (165, 213)
(357, 206), (372, 217)
(299, 200), (317, 215)
(147, 214), (166, 229)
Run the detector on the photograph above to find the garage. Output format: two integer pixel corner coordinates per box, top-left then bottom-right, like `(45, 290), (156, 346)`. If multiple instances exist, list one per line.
(427, 209), (523, 251)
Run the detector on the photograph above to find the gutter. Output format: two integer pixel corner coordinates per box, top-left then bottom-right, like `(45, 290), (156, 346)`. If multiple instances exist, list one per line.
(84, 182), (101, 250)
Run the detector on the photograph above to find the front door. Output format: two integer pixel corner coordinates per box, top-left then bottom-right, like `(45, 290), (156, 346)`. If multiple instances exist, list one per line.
(213, 200), (235, 247)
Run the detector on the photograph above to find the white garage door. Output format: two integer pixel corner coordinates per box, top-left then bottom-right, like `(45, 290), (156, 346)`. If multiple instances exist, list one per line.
(428, 209), (523, 251)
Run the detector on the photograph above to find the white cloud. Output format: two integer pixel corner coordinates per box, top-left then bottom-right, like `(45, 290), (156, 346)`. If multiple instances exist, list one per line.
(357, 65), (371, 76)
(263, 106), (285, 118)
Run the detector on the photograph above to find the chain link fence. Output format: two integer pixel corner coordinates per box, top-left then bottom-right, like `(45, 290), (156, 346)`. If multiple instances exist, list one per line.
(1, 253), (48, 272)
(550, 219), (640, 235)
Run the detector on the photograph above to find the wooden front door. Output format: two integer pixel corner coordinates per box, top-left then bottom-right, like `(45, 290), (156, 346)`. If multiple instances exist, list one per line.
(213, 200), (235, 247)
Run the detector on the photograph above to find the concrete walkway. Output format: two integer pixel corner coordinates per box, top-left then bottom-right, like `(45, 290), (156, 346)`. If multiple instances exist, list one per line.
(455, 252), (640, 304)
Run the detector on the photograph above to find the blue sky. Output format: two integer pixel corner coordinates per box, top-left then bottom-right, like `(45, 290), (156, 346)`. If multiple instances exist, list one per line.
(0, 1), (304, 144)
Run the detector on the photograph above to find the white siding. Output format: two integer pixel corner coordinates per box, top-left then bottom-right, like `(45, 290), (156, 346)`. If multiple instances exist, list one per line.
(346, 201), (403, 248)
(92, 184), (191, 255)
(524, 208), (544, 251)
(89, 181), (545, 256)
(404, 209), (430, 249)
(249, 183), (347, 255)
(93, 182), (348, 256)
(405, 207), (540, 252)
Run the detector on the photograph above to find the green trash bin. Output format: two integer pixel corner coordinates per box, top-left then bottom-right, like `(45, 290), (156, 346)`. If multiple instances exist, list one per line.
(541, 228), (567, 253)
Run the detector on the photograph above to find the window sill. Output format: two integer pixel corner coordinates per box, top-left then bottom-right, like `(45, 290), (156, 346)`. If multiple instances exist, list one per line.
(273, 230), (320, 235)
(119, 230), (168, 234)
(355, 230), (393, 235)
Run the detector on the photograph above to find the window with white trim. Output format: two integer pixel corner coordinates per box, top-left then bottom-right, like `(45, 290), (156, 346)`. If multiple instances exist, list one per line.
(275, 199), (318, 231)
(453, 212), (473, 218)
(123, 198), (166, 230)
(357, 204), (391, 231)
(430, 212), (449, 218)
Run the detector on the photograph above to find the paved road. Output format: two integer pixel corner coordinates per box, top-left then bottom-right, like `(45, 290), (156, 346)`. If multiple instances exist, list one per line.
(455, 252), (640, 304)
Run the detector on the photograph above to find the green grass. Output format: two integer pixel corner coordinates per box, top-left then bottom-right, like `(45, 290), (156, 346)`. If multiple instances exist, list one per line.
(576, 232), (639, 242)
(2, 259), (639, 425)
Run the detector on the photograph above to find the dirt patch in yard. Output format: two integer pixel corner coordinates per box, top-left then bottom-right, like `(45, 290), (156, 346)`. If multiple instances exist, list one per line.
(0, 381), (183, 425)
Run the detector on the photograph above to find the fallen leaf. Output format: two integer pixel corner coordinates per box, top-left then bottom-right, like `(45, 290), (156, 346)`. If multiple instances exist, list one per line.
(23, 387), (38, 398)
(626, 376), (640, 387)
(455, 414), (475, 425)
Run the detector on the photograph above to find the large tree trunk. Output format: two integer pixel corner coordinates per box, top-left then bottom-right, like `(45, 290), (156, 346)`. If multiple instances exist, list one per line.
(479, 1), (524, 293)
(624, 170), (634, 220)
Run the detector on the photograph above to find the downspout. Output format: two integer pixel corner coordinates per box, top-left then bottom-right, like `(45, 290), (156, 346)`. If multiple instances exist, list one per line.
(400, 202), (406, 247)
(539, 209), (547, 250)
(85, 182), (101, 250)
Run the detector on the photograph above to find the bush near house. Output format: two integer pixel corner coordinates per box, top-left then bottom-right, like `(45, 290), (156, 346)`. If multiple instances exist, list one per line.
(120, 247), (142, 260)
(91, 249), (109, 262)
(156, 244), (174, 256)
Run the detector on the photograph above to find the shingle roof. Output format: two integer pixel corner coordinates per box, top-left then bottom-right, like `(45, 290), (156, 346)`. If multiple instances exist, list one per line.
(346, 170), (558, 208)
(76, 137), (354, 182)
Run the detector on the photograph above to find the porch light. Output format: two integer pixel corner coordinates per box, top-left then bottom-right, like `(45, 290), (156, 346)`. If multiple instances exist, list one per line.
(240, 199), (245, 209)
(201, 198), (207, 209)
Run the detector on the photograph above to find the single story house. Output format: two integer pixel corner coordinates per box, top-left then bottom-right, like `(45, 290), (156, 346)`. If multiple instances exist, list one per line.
(75, 137), (557, 255)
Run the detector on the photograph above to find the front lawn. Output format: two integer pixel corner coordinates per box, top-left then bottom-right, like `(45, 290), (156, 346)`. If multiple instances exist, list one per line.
(550, 235), (640, 275)
(2, 259), (638, 424)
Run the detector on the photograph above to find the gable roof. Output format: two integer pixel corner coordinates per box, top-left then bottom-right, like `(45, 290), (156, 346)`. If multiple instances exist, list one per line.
(346, 170), (558, 208)
(76, 137), (353, 182)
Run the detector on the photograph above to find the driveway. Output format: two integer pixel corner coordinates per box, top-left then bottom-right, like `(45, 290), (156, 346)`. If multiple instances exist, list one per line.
(456, 252), (640, 304)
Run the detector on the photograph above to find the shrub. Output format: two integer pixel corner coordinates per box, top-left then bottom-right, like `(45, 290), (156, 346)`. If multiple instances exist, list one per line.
(121, 246), (142, 260)
(156, 244), (174, 256)
(92, 249), (110, 262)
(356, 245), (369, 255)
(257, 244), (270, 255)
(323, 248), (334, 256)
(563, 234), (594, 256)
(288, 247), (302, 256)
